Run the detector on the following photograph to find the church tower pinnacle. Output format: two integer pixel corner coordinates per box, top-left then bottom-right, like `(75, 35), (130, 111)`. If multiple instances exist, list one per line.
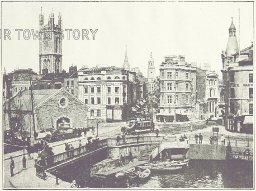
(226, 17), (239, 57)
(123, 45), (130, 71)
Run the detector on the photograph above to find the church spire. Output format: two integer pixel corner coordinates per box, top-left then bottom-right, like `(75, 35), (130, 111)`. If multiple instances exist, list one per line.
(123, 45), (130, 71)
(226, 17), (239, 57)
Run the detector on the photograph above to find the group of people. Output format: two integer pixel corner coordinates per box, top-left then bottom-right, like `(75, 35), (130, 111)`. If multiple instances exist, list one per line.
(73, 128), (94, 137)
(195, 133), (203, 144)
(65, 143), (75, 158)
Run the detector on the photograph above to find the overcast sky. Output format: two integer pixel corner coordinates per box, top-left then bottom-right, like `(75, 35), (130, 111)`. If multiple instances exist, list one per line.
(1, 1), (254, 77)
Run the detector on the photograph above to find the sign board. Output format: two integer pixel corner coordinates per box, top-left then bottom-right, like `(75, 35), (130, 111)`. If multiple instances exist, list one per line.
(212, 127), (219, 132)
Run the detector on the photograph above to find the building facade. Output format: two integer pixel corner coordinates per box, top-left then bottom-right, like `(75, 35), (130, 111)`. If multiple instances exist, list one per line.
(78, 66), (138, 122)
(205, 71), (220, 119)
(156, 55), (197, 123)
(4, 88), (88, 136)
(3, 69), (39, 99)
(221, 19), (253, 133)
(39, 10), (63, 74)
(63, 66), (79, 97)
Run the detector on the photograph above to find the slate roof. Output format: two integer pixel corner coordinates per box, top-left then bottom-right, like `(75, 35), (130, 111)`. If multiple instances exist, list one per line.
(10, 89), (60, 111)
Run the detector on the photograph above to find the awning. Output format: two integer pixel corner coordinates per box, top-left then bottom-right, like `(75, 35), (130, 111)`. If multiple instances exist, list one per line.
(243, 116), (253, 125)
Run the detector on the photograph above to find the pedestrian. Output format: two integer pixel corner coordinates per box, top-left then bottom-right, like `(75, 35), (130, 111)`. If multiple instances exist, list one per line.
(78, 141), (82, 155)
(156, 128), (159, 137)
(10, 156), (15, 177)
(71, 180), (78, 188)
(199, 133), (203, 144)
(70, 145), (74, 157)
(136, 135), (140, 144)
(22, 154), (27, 169)
(122, 134), (126, 144)
(187, 136), (190, 144)
(209, 136), (213, 145)
(65, 143), (69, 157)
(116, 135), (120, 146)
(221, 135), (225, 145)
(195, 134), (199, 144)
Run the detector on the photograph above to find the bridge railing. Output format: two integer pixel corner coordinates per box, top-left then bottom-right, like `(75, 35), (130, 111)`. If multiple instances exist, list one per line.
(37, 139), (109, 169)
(106, 135), (164, 147)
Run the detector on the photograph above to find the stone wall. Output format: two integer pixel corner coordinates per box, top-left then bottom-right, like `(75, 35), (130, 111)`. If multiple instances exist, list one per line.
(186, 144), (226, 160)
(35, 89), (88, 131)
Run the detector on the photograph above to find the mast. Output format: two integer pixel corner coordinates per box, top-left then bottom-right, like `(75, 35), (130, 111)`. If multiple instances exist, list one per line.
(30, 77), (36, 139)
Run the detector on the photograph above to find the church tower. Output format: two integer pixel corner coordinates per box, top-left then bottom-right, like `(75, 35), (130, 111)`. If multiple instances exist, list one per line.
(39, 8), (62, 75)
(147, 52), (156, 94)
(147, 52), (155, 79)
(123, 46), (130, 71)
(226, 18), (239, 57)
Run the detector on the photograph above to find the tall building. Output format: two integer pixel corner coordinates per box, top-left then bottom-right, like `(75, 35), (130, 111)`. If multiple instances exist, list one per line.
(78, 66), (138, 122)
(39, 9), (63, 74)
(155, 55), (196, 123)
(147, 52), (156, 94)
(221, 19), (253, 133)
(123, 46), (130, 71)
(205, 71), (220, 119)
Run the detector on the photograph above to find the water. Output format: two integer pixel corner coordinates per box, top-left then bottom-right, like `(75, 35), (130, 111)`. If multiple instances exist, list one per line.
(140, 160), (253, 188)
(55, 160), (253, 188)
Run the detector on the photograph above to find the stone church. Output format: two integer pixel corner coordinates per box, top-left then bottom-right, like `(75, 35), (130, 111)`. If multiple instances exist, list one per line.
(5, 88), (88, 136)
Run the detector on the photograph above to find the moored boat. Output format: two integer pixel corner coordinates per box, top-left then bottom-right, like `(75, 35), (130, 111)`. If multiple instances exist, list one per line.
(139, 159), (189, 173)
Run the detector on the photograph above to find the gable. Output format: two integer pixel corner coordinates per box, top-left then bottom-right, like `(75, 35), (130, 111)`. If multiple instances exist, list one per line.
(36, 88), (87, 110)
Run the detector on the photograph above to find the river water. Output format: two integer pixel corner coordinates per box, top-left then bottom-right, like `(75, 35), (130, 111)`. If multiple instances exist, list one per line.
(56, 159), (253, 188)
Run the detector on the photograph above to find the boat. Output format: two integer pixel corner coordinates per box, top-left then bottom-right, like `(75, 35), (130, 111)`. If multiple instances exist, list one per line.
(139, 159), (189, 173)
(138, 168), (151, 181)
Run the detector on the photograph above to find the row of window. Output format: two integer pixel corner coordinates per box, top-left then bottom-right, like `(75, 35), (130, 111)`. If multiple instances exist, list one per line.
(85, 97), (121, 105)
(163, 83), (190, 91)
(84, 86), (126, 94)
(83, 76), (126, 81)
(66, 80), (75, 87)
(161, 71), (189, 79)
(163, 94), (189, 104)
(90, 109), (101, 117)
(230, 73), (253, 83)
(249, 104), (253, 114)
(208, 79), (217, 86)
(230, 88), (253, 98)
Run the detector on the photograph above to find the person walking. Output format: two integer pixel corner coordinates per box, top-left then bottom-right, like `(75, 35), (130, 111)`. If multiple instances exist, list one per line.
(199, 133), (203, 144)
(220, 135), (225, 145)
(136, 135), (140, 144)
(10, 157), (15, 177)
(195, 134), (199, 144)
(155, 128), (159, 137)
(78, 141), (82, 155)
(22, 154), (27, 169)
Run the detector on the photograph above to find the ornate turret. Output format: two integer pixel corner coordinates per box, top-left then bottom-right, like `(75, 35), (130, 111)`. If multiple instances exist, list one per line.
(226, 18), (239, 57)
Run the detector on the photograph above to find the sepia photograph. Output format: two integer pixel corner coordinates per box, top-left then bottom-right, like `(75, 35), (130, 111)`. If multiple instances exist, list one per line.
(1, 1), (254, 189)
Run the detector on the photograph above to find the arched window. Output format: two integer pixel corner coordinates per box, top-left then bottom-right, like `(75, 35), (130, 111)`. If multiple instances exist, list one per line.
(210, 89), (215, 97)
(114, 76), (120, 80)
(90, 77), (95, 80)
(84, 77), (88, 80)
(97, 77), (101, 80)
(107, 76), (111, 80)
